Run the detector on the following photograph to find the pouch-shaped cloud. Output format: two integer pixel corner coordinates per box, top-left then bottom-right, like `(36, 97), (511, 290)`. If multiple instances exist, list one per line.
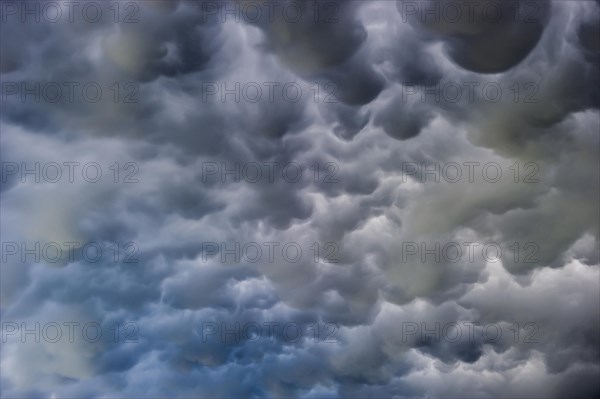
(400, 0), (551, 73)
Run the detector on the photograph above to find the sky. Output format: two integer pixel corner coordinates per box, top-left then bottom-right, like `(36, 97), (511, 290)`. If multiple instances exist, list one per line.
(0, 0), (599, 398)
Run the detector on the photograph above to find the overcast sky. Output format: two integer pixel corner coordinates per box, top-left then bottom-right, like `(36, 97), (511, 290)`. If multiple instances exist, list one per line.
(1, 1), (599, 398)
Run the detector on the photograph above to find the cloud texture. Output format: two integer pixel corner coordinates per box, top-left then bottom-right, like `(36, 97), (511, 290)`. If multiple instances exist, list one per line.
(1, 1), (599, 397)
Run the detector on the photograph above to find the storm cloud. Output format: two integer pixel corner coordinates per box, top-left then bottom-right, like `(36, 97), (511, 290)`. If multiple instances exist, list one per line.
(1, 1), (598, 398)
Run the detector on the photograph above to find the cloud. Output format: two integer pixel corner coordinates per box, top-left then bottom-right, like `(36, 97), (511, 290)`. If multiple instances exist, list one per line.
(1, 1), (598, 398)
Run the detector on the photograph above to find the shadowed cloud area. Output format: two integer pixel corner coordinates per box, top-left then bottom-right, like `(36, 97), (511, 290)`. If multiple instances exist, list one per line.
(0, 0), (599, 398)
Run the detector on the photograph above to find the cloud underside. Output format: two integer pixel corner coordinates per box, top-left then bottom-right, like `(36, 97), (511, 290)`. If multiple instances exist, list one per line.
(1, 1), (599, 397)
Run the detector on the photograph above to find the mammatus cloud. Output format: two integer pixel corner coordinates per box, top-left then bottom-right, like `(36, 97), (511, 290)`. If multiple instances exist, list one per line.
(399, 0), (552, 74)
(0, 1), (598, 398)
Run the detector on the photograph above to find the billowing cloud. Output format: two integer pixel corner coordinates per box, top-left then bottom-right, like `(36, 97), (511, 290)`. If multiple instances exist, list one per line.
(1, 1), (598, 398)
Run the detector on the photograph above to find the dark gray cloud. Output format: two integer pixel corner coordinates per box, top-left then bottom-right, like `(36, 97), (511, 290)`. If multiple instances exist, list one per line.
(399, 0), (552, 74)
(1, 0), (598, 398)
